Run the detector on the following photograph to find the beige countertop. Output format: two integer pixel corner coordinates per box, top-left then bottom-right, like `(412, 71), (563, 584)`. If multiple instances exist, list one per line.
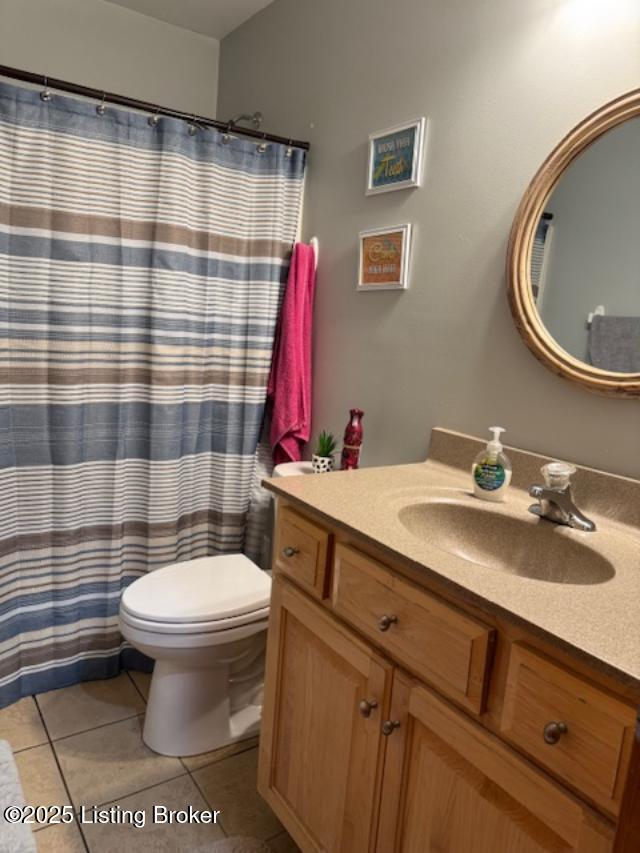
(264, 428), (640, 689)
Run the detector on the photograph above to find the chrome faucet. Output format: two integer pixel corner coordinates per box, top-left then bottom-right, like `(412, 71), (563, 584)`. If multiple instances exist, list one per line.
(528, 463), (596, 532)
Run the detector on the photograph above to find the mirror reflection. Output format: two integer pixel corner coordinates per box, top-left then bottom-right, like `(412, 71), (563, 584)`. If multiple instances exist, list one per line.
(531, 117), (640, 373)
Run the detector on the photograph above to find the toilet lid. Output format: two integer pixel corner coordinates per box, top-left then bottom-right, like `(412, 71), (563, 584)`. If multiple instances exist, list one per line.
(121, 554), (271, 624)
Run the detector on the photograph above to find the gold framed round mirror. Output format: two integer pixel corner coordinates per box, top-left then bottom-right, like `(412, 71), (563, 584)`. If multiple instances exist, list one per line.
(507, 89), (640, 397)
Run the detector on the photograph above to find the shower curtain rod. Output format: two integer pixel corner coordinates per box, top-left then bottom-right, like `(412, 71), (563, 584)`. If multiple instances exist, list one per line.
(0, 64), (311, 151)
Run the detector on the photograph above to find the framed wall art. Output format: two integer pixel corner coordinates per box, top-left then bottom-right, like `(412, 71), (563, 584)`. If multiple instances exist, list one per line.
(366, 117), (426, 194)
(357, 224), (412, 291)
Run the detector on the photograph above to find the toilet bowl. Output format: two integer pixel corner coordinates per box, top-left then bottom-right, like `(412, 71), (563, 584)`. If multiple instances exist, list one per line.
(119, 553), (271, 757)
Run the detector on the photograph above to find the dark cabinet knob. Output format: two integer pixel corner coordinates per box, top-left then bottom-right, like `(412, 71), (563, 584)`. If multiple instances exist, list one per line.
(543, 721), (568, 744)
(381, 720), (401, 736)
(282, 546), (299, 558)
(358, 699), (378, 718)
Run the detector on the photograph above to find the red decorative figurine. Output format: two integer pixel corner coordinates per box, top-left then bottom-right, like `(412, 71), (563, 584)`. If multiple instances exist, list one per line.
(340, 408), (364, 470)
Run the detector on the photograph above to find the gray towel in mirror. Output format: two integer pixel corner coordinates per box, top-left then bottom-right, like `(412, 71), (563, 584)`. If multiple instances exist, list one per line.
(588, 316), (640, 372)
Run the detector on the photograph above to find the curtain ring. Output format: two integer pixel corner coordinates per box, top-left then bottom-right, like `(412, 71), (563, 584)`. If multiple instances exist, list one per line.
(188, 114), (198, 136)
(96, 92), (107, 116)
(40, 76), (52, 102)
(285, 140), (293, 157)
(257, 132), (268, 153)
(148, 109), (160, 127)
(221, 122), (233, 144)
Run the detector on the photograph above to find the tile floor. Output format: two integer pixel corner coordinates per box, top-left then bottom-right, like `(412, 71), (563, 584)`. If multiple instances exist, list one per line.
(0, 672), (300, 853)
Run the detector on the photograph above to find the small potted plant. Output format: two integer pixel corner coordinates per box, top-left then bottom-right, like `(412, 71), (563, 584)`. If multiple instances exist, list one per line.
(312, 431), (337, 473)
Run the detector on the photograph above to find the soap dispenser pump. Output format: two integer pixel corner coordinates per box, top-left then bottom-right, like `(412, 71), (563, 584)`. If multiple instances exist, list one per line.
(472, 426), (512, 502)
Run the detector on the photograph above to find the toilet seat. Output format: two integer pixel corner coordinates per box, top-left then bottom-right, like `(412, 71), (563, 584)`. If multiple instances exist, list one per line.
(119, 604), (270, 636)
(120, 553), (271, 633)
(119, 606), (270, 651)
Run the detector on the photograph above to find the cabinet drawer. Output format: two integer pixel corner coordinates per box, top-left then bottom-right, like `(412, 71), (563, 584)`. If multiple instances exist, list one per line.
(331, 544), (495, 713)
(273, 506), (330, 599)
(500, 644), (636, 815)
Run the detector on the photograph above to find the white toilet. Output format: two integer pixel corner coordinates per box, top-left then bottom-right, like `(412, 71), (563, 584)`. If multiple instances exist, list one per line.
(119, 553), (271, 757)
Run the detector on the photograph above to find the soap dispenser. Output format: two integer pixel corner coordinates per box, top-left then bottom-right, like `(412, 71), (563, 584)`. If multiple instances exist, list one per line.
(472, 427), (512, 502)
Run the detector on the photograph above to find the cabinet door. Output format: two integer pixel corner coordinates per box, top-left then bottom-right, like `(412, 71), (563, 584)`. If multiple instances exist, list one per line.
(377, 672), (614, 853)
(259, 579), (393, 853)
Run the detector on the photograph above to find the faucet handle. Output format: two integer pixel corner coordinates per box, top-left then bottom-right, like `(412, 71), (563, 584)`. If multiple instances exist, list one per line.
(541, 462), (576, 490)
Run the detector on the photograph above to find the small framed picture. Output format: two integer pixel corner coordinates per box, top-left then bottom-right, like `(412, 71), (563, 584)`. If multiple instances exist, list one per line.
(366, 118), (426, 195)
(357, 224), (412, 291)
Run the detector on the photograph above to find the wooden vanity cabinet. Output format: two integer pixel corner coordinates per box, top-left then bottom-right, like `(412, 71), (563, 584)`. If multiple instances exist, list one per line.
(260, 503), (637, 853)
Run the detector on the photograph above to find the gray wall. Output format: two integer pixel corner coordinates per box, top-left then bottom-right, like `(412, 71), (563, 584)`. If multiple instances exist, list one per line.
(0, 0), (219, 116)
(218, 0), (640, 478)
(541, 119), (640, 363)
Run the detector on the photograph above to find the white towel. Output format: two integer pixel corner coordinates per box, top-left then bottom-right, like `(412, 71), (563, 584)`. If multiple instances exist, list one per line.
(0, 740), (37, 853)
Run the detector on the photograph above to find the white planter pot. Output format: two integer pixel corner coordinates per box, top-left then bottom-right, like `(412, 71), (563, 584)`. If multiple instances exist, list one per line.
(312, 454), (335, 473)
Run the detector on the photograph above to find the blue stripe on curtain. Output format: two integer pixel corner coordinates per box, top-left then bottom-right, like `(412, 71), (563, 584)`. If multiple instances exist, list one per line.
(0, 79), (305, 706)
(0, 233), (289, 281)
(0, 318), (281, 341)
(0, 401), (266, 464)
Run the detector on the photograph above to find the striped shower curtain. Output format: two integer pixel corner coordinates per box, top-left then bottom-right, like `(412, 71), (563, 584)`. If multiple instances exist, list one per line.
(0, 80), (305, 707)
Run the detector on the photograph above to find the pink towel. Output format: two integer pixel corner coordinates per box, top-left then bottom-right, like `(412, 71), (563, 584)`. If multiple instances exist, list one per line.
(268, 242), (317, 465)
